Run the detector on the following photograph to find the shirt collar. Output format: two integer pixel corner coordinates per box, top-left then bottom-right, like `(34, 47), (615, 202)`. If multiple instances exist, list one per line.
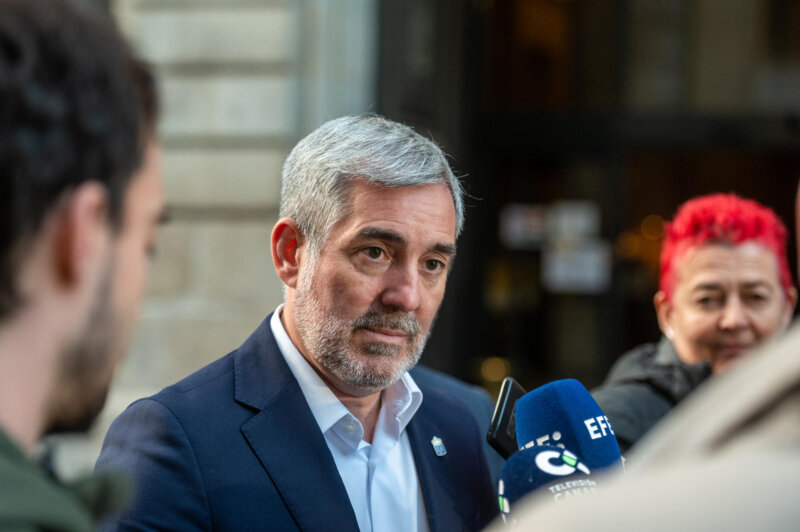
(271, 306), (345, 435)
(270, 306), (423, 439)
(385, 371), (423, 438)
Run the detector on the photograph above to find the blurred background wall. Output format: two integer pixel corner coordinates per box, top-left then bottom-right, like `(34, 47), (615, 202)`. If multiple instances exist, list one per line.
(109, 0), (379, 422)
(54, 0), (800, 476)
(376, 0), (800, 400)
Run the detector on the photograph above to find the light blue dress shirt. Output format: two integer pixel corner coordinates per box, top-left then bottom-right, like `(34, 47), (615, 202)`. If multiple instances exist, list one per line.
(270, 307), (430, 532)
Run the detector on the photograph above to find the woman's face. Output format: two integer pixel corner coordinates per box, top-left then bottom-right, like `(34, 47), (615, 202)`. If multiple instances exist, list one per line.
(655, 241), (797, 374)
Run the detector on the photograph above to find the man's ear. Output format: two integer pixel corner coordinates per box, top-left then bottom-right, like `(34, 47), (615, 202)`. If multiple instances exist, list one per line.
(53, 181), (109, 287)
(653, 291), (674, 340)
(271, 217), (304, 289)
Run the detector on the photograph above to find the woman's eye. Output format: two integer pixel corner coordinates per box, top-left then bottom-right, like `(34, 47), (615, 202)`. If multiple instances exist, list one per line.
(696, 296), (717, 307)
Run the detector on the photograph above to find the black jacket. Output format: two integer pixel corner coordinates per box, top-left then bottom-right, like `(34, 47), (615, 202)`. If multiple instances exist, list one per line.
(591, 338), (711, 454)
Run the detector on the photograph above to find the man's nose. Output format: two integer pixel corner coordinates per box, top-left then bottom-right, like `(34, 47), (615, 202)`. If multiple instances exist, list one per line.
(380, 263), (421, 312)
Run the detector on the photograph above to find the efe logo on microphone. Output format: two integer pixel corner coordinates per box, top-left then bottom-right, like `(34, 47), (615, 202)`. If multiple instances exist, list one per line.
(520, 430), (565, 450)
(583, 415), (615, 440)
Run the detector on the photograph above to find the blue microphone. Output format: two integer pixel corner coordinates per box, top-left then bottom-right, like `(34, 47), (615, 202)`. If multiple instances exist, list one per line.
(514, 379), (623, 471)
(498, 445), (599, 522)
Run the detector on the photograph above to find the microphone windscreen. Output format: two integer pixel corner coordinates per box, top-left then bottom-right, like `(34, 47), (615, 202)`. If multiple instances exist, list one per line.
(515, 379), (622, 470)
(498, 445), (599, 517)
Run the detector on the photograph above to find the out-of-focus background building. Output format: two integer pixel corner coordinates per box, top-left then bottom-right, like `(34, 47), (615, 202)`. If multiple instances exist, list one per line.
(54, 0), (800, 476)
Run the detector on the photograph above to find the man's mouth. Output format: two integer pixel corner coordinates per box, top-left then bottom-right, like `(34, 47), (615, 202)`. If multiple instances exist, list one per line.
(360, 327), (408, 345)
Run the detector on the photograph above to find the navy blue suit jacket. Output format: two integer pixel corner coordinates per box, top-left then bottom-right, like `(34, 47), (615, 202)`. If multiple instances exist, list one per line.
(409, 366), (504, 486)
(96, 316), (497, 531)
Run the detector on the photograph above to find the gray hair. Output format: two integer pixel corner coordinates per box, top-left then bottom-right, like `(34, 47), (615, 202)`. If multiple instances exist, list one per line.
(280, 114), (465, 255)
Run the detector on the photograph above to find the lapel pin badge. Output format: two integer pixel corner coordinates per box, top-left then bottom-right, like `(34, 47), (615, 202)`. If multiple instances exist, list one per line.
(431, 436), (447, 457)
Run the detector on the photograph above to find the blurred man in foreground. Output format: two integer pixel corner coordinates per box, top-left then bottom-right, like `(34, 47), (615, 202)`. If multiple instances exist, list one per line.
(97, 114), (497, 531)
(492, 186), (800, 531)
(0, 0), (163, 529)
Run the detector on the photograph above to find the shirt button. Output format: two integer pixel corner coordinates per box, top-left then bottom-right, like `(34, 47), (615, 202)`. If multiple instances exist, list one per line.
(344, 420), (357, 433)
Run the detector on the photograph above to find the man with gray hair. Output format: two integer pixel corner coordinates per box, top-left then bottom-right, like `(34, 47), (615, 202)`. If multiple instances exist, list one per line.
(96, 114), (497, 531)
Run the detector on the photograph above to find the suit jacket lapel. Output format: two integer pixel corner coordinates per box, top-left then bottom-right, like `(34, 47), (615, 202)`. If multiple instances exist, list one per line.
(407, 411), (462, 532)
(234, 316), (360, 532)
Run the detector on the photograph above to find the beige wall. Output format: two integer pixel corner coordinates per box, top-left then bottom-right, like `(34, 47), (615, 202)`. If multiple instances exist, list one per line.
(49, 0), (377, 478)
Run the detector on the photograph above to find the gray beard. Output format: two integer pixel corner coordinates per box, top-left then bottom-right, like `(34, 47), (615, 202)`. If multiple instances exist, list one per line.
(292, 272), (428, 393)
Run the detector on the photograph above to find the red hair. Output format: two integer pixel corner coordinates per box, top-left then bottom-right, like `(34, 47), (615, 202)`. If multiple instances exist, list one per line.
(659, 193), (793, 301)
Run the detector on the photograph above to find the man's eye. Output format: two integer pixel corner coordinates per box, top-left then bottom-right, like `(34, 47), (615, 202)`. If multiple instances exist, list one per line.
(363, 247), (384, 260)
(424, 259), (445, 272)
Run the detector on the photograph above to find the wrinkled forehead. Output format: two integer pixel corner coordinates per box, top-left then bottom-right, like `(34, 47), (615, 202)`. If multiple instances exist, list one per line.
(673, 240), (783, 289)
(336, 177), (457, 228)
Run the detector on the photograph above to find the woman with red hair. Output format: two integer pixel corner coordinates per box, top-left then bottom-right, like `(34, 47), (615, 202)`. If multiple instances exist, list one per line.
(593, 193), (797, 454)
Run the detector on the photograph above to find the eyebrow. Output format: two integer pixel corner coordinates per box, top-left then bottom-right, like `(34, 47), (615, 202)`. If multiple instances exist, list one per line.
(691, 280), (773, 292)
(356, 227), (457, 258)
(740, 281), (774, 290)
(690, 283), (722, 292)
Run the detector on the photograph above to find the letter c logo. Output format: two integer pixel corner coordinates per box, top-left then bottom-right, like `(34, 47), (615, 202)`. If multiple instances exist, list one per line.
(535, 450), (575, 476)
